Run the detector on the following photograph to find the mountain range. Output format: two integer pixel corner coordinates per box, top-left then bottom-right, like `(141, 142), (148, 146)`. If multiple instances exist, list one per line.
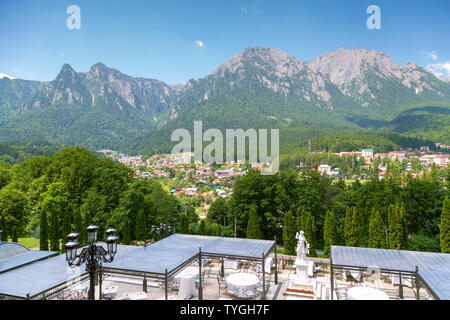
(1, 46), (449, 152)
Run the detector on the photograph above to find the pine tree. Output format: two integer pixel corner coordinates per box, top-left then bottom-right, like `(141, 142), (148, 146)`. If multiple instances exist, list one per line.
(344, 207), (352, 246)
(323, 210), (337, 258)
(246, 206), (262, 239)
(74, 210), (83, 246)
(49, 210), (60, 251)
(300, 210), (317, 257)
(440, 197), (450, 253)
(122, 216), (131, 245)
(39, 211), (49, 251)
(180, 213), (189, 234)
(197, 219), (206, 235)
(347, 208), (360, 247)
(62, 211), (72, 251)
(389, 203), (408, 250)
(135, 210), (147, 241)
(81, 211), (91, 245)
(0, 217), (7, 242)
(369, 209), (387, 249)
(282, 210), (296, 255)
(11, 226), (18, 243)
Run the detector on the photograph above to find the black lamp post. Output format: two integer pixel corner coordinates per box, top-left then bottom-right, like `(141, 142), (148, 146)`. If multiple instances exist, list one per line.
(64, 222), (119, 300)
(151, 223), (173, 241)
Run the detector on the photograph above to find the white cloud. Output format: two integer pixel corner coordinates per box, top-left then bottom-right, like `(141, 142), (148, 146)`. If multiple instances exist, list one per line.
(426, 61), (450, 78)
(428, 51), (437, 60)
(195, 40), (205, 48)
(241, 6), (248, 14)
(0, 73), (15, 79)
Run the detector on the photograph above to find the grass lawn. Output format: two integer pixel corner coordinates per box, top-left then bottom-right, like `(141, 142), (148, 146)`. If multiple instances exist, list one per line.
(7, 237), (40, 249)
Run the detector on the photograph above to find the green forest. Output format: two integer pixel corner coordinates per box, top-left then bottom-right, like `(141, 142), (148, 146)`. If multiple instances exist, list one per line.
(1, 147), (448, 256)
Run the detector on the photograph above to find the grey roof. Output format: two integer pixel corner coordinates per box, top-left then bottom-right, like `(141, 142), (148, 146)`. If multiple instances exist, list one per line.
(331, 246), (450, 300)
(0, 242), (30, 260)
(106, 234), (275, 275)
(0, 252), (85, 298)
(0, 234), (275, 298)
(0, 242), (58, 274)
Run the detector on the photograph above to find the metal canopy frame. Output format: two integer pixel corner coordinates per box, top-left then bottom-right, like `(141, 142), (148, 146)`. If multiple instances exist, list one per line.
(0, 235), (277, 300)
(329, 245), (445, 300)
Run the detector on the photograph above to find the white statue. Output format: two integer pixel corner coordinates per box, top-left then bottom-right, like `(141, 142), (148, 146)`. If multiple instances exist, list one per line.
(295, 231), (310, 261)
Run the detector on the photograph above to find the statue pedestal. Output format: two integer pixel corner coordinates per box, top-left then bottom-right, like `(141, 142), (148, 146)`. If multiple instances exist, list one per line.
(294, 258), (311, 285)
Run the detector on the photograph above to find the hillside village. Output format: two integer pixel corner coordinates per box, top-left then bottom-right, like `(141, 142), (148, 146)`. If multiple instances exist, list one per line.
(97, 144), (449, 217)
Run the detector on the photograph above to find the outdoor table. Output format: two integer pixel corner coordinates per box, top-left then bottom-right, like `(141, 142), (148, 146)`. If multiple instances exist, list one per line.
(346, 286), (389, 300)
(120, 292), (148, 300)
(102, 286), (118, 299)
(224, 259), (241, 269)
(175, 266), (199, 283)
(226, 273), (261, 298)
(256, 257), (273, 273)
(177, 274), (197, 300)
(390, 275), (413, 288)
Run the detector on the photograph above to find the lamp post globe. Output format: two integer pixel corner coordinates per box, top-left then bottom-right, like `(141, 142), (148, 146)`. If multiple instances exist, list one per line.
(63, 224), (119, 300)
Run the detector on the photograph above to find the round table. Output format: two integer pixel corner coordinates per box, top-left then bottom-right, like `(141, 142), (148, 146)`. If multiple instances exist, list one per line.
(346, 286), (390, 300)
(226, 273), (261, 298)
(177, 274), (197, 300)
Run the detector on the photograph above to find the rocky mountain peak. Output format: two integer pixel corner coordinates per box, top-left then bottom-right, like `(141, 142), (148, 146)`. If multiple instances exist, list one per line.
(211, 46), (305, 78)
(55, 64), (80, 82)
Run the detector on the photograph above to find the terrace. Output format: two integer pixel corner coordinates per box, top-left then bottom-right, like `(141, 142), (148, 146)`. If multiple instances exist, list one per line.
(0, 234), (447, 300)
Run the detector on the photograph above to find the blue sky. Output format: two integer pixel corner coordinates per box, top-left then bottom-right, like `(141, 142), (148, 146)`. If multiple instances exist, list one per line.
(1, 0), (449, 84)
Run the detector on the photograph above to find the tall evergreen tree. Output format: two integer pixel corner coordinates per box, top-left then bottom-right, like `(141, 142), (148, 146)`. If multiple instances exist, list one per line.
(246, 206), (262, 239)
(369, 209), (387, 249)
(323, 210), (337, 258)
(0, 217), (7, 242)
(122, 216), (131, 245)
(348, 208), (360, 247)
(440, 197), (450, 253)
(39, 210), (49, 251)
(180, 213), (189, 234)
(389, 203), (408, 250)
(135, 210), (147, 241)
(282, 210), (296, 255)
(344, 207), (352, 246)
(81, 210), (91, 245)
(11, 226), (18, 243)
(62, 211), (72, 245)
(49, 210), (60, 251)
(197, 219), (206, 235)
(300, 210), (317, 257)
(74, 210), (83, 246)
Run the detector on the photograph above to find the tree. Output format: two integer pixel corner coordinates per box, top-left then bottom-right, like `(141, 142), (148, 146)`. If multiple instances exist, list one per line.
(180, 213), (189, 234)
(300, 210), (317, 257)
(39, 211), (49, 251)
(49, 210), (59, 251)
(0, 216), (7, 241)
(206, 197), (228, 226)
(246, 206), (262, 239)
(388, 203), (407, 250)
(440, 197), (450, 253)
(197, 219), (206, 235)
(122, 216), (132, 245)
(11, 226), (18, 243)
(323, 210), (337, 258)
(369, 209), (387, 249)
(282, 210), (296, 255)
(344, 207), (352, 246)
(348, 208), (360, 247)
(0, 187), (27, 238)
(41, 182), (69, 252)
(74, 210), (83, 245)
(135, 210), (147, 241)
(62, 211), (72, 240)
